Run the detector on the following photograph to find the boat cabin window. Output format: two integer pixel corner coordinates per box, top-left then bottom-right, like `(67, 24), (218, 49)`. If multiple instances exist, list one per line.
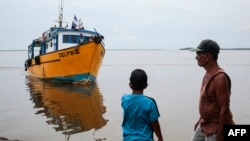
(63, 35), (69, 43)
(72, 35), (77, 43)
(63, 35), (79, 43)
(63, 35), (89, 43)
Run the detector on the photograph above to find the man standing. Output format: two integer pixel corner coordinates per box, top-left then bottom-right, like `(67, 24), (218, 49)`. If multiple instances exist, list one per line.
(190, 39), (234, 141)
(79, 34), (86, 44)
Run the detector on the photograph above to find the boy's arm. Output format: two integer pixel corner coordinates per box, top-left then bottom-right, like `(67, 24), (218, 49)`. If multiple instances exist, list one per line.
(151, 120), (163, 141)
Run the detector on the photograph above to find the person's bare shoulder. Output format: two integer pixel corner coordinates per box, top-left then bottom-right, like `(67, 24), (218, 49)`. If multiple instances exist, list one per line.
(213, 73), (230, 88)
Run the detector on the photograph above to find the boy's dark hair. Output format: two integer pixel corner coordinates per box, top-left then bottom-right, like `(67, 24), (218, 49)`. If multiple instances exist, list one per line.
(130, 69), (147, 90)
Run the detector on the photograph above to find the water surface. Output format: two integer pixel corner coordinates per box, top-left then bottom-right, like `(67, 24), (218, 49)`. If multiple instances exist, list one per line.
(0, 50), (249, 141)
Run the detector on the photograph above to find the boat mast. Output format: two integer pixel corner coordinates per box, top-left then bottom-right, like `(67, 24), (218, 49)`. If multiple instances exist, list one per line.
(58, 0), (64, 27)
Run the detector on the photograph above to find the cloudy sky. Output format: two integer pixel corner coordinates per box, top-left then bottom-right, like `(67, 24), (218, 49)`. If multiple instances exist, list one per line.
(0, 0), (250, 50)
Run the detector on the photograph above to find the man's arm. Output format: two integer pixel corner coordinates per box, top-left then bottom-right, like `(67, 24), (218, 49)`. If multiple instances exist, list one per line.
(214, 73), (232, 141)
(151, 120), (163, 141)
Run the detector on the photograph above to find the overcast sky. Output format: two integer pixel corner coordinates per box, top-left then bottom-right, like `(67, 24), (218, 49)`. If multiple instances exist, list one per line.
(0, 0), (250, 50)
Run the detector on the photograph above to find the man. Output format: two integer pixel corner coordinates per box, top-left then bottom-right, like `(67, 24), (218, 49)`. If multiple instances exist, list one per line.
(79, 34), (87, 44)
(121, 69), (163, 141)
(190, 39), (234, 141)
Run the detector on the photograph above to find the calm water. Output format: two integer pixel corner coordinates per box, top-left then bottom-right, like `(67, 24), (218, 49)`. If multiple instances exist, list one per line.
(0, 50), (250, 141)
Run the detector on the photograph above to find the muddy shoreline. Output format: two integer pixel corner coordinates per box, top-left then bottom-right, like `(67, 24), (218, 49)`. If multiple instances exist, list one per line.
(0, 137), (22, 141)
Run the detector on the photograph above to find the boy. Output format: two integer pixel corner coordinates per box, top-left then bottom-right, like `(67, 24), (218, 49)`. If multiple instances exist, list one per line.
(121, 69), (163, 141)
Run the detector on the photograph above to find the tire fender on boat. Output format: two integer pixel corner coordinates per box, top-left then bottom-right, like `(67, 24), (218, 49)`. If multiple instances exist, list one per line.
(35, 56), (40, 65)
(94, 35), (104, 44)
(24, 59), (32, 71)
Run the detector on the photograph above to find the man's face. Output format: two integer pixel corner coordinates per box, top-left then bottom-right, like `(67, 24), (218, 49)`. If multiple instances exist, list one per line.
(195, 51), (209, 67)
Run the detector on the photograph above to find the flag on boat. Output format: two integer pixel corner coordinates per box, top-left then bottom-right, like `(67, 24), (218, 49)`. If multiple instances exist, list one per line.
(79, 19), (84, 29)
(71, 15), (79, 29)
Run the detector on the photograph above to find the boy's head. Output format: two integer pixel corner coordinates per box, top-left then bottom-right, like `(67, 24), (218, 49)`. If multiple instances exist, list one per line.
(129, 69), (148, 90)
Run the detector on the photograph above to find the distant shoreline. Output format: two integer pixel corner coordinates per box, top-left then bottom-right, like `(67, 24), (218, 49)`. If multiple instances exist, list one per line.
(180, 47), (250, 50)
(0, 48), (250, 51)
(0, 50), (27, 51)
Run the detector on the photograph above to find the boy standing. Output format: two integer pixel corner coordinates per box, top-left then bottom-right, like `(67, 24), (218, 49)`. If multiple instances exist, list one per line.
(121, 69), (163, 141)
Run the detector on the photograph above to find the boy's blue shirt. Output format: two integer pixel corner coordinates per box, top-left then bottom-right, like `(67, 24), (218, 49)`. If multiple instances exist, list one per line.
(121, 94), (160, 141)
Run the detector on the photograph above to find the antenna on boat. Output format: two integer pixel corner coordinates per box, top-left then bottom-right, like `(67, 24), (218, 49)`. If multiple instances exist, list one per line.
(54, 0), (66, 27)
(58, 0), (63, 27)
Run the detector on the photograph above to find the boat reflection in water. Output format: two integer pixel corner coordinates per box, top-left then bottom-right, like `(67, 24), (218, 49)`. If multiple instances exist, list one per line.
(26, 76), (108, 140)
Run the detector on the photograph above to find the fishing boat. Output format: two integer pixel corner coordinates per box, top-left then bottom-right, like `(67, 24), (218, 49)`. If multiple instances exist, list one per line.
(24, 0), (105, 84)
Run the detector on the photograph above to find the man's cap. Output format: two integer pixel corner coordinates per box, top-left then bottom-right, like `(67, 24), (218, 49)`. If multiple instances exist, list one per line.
(189, 39), (220, 55)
